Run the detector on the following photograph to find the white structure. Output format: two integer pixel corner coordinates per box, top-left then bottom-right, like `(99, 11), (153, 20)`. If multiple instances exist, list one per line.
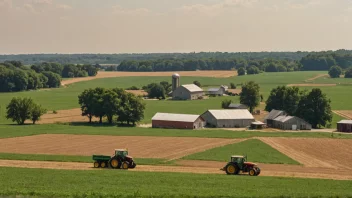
(201, 109), (255, 128)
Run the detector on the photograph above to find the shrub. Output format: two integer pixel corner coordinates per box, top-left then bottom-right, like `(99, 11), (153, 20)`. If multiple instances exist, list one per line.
(329, 65), (342, 78)
(344, 67), (352, 78)
(237, 67), (246, 76)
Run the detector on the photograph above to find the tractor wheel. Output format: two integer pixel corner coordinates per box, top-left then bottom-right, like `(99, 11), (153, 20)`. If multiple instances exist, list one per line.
(93, 161), (100, 168)
(225, 164), (238, 175)
(255, 167), (260, 176)
(249, 168), (256, 176)
(130, 161), (136, 169)
(100, 161), (107, 168)
(109, 158), (120, 169)
(122, 161), (129, 170)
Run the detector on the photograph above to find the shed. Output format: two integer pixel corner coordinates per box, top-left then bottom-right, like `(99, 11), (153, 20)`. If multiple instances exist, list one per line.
(264, 109), (286, 127)
(272, 116), (312, 130)
(228, 104), (248, 109)
(251, 121), (266, 129)
(337, 120), (352, 133)
(207, 86), (227, 96)
(152, 113), (205, 130)
(201, 109), (255, 128)
(172, 84), (204, 100)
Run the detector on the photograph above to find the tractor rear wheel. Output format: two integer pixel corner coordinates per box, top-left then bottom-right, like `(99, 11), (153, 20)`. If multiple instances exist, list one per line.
(109, 158), (120, 169)
(249, 168), (256, 176)
(225, 164), (238, 175)
(100, 161), (107, 168)
(122, 161), (129, 169)
(93, 161), (100, 168)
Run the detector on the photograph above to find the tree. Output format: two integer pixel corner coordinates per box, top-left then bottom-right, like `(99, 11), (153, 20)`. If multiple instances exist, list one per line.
(6, 97), (34, 125)
(240, 81), (260, 113)
(221, 99), (232, 109)
(193, 81), (201, 87)
(295, 88), (332, 129)
(101, 89), (120, 124)
(42, 71), (61, 88)
(78, 88), (96, 123)
(345, 67), (352, 78)
(230, 83), (236, 89)
(147, 83), (166, 99)
(265, 86), (301, 115)
(31, 103), (47, 124)
(329, 65), (342, 78)
(247, 66), (260, 75)
(237, 67), (246, 76)
(126, 94), (146, 125)
(12, 69), (28, 91)
(160, 81), (171, 93)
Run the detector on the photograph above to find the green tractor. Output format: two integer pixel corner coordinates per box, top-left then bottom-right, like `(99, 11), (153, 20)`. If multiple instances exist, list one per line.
(220, 155), (261, 176)
(92, 149), (136, 169)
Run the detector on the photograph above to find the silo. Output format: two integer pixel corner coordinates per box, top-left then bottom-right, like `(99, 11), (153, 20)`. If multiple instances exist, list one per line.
(172, 73), (180, 91)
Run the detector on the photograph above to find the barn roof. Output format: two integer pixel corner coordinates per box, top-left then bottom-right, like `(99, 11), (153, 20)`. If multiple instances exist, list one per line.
(274, 115), (294, 122)
(206, 110), (254, 120)
(252, 121), (265, 125)
(152, 113), (201, 122)
(228, 103), (247, 108)
(265, 109), (285, 120)
(181, 84), (203, 92)
(337, 120), (352, 124)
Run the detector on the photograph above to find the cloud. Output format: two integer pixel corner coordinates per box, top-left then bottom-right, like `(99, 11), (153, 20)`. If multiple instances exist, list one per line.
(112, 5), (151, 16)
(57, 4), (72, 10)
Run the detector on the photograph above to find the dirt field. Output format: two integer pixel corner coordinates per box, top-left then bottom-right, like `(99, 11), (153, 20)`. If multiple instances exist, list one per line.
(28, 109), (96, 124)
(61, 71), (237, 86)
(0, 134), (242, 160)
(287, 84), (336, 87)
(259, 137), (352, 169)
(333, 110), (352, 119)
(305, 74), (329, 82)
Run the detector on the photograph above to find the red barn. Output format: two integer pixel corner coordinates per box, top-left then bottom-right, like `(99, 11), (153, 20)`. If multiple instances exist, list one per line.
(152, 113), (205, 130)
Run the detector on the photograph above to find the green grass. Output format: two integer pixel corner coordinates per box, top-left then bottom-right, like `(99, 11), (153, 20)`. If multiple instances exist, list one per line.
(183, 139), (300, 165)
(0, 153), (172, 165)
(1, 167), (351, 198)
(1, 124), (351, 139)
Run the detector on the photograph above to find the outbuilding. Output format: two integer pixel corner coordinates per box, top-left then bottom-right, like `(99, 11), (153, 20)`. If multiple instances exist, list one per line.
(152, 113), (205, 130)
(228, 104), (248, 109)
(207, 86), (227, 96)
(264, 109), (286, 127)
(201, 109), (255, 128)
(172, 84), (204, 100)
(337, 120), (352, 133)
(272, 116), (312, 130)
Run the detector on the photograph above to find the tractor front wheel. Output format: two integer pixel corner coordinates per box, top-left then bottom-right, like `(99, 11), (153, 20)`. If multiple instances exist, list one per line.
(130, 161), (136, 169)
(93, 161), (100, 168)
(249, 168), (256, 176)
(225, 164), (238, 175)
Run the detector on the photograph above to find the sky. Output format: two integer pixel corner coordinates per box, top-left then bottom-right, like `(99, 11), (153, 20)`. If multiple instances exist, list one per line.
(0, 0), (352, 54)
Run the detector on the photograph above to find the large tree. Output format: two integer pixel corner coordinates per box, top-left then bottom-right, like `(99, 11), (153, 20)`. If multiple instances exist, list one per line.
(101, 89), (120, 124)
(265, 86), (301, 115)
(6, 97), (34, 125)
(78, 88), (95, 123)
(42, 71), (61, 88)
(240, 81), (260, 113)
(237, 67), (246, 76)
(328, 65), (342, 78)
(147, 83), (166, 99)
(295, 88), (332, 129)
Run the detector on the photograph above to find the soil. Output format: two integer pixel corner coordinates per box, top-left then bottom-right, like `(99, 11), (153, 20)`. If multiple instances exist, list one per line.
(333, 110), (352, 119)
(27, 109), (97, 124)
(287, 84), (336, 87)
(61, 71), (237, 86)
(0, 134), (242, 160)
(259, 137), (352, 169)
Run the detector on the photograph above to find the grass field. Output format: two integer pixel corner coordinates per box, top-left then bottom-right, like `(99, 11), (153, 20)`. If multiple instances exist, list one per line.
(0, 124), (351, 139)
(0, 153), (173, 165)
(182, 139), (300, 165)
(0, 167), (351, 198)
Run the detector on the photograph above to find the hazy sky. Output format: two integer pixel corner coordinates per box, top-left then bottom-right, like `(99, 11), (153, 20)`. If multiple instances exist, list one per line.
(1, 0), (352, 54)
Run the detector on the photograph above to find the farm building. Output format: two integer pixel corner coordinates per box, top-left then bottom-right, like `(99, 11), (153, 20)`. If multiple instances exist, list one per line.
(272, 116), (312, 130)
(251, 121), (266, 129)
(152, 113), (205, 129)
(264, 109), (287, 127)
(201, 109), (255, 128)
(207, 85), (227, 96)
(228, 104), (248, 109)
(337, 120), (352, 133)
(172, 84), (204, 100)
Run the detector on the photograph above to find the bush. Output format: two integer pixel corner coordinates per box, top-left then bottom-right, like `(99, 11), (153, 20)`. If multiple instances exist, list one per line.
(126, 86), (140, 90)
(237, 67), (246, 76)
(221, 99), (232, 109)
(247, 66), (260, 75)
(230, 83), (236, 89)
(329, 65), (342, 78)
(193, 81), (201, 87)
(345, 67), (352, 78)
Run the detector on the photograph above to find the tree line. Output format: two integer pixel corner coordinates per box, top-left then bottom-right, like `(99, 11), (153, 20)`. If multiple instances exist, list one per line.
(265, 86), (332, 128)
(300, 50), (352, 71)
(78, 87), (145, 125)
(0, 61), (98, 92)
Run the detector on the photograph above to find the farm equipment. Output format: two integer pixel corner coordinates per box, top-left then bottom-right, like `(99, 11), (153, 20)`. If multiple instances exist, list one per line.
(92, 149), (136, 169)
(220, 155), (261, 176)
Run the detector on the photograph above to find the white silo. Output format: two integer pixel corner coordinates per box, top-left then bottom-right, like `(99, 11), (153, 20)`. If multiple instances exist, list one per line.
(172, 73), (180, 91)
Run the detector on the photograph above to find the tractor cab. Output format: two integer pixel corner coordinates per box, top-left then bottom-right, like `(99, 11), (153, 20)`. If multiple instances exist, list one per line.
(115, 149), (128, 157)
(231, 155), (246, 168)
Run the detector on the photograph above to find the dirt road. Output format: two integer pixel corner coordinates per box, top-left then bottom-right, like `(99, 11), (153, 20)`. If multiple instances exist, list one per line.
(1, 159), (351, 180)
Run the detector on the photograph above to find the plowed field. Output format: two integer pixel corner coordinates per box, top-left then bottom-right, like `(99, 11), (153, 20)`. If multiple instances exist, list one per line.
(0, 134), (242, 160)
(259, 137), (352, 169)
(334, 110), (352, 119)
(28, 109), (97, 124)
(61, 71), (236, 86)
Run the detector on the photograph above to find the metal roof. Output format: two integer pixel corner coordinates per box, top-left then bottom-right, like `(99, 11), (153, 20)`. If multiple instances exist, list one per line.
(207, 109), (254, 120)
(338, 120), (352, 124)
(182, 84), (203, 92)
(265, 109), (285, 120)
(228, 103), (247, 108)
(152, 112), (201, 122)
(274, 115), (294, 122)
(208, 88), (219, 92)
(252, 121), (265, 125)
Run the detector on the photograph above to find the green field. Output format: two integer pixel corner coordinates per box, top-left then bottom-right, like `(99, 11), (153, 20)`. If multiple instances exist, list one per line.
(0, 124), (351, 139)
(0, 153), (173, 166)
(183, 139), (300, 165)
(1, 167), (351, 198)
